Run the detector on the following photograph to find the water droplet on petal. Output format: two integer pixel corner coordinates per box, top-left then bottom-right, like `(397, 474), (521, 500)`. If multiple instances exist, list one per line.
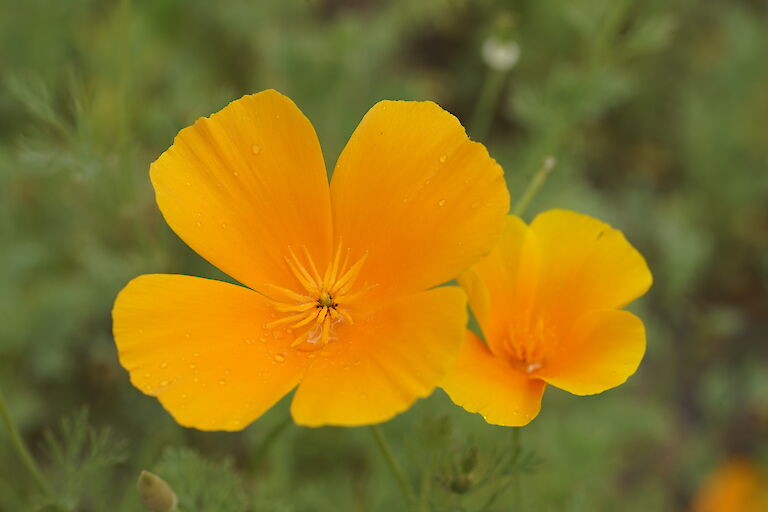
(274, 353), (286, 363)
(439, 154), (447, 163)
(233, 171), (239, 177)
(189, 363), (196, 370)
(438, 199), (447, 207)
(251, 144), (261, 155)
(160, 379), (169, 387)
(218, 379), (226, 385)
(195, 221), (202, 227)
(221, 222), (228, 229)
(160, 362), (168, 369)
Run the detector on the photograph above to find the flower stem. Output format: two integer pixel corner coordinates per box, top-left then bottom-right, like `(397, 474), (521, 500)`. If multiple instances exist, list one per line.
(510, 427), (523, 506)
(470, 68), (507, 141)
(0, 388), (56, 502)
(512, 156), (557, 217)
(369, 425), (416, 505)
(250, 415), (292, 472)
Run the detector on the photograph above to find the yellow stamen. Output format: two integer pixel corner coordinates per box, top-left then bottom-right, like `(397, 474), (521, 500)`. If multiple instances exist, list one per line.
(331, 252), (368, 296)
(265, 243), (374, 351)
(285, 247), (318, 293)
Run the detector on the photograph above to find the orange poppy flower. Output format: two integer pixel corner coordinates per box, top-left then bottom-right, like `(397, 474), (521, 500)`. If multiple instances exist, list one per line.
(112, 90), (509, 430)
(691, 458), (768, 512)
(441, 209), (652, 426)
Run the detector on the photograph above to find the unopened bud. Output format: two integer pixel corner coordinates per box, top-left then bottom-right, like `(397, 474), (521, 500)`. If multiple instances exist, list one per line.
(449, 473), (474, 494)
(137, 470), (177, 512)
(482, 38), (520, 71)
(461, 446), (479, 474)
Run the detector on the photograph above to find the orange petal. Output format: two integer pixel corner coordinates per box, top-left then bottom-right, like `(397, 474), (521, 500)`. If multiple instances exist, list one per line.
(441, 331), (546, 426)
(330, 100), (509, 302)
(538, 309), (646, 395)
(150, 90), (333, 294)
(113, 274), (312, 431)
(290, 286), (467, 426)
(458, 216), (539, 355)
(529, 209), (652, 327)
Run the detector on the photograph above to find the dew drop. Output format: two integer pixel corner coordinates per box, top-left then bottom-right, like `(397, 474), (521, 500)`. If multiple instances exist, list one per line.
(181, 393), (188, 399)
(251, 144), (261, 155)
(224, 369), (231, 375)
(160, 379), (169, 387)
(274, 353), (286, 363)
(221, 222), (228, 229)
(189, 363), (196, 370)
(193, 352), (200, 358)
(245, 338), (253, 345)
(218, 379), (227, 385)
(185, 332), (191, 338)
(233, 171), (239, 177)
(195, 221), (202, 227)
(437, 199), (447, 207)
(160, 362), (168, 369)
(439, 154), (447, 163)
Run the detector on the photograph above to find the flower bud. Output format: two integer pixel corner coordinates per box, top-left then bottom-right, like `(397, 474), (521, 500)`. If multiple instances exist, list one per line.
(449, 473), (474, 494)
(460, 446), (479, 474)
(481, 11), (520, 72)
(482, 38), (520, 71)
(137, 470), (178, 512)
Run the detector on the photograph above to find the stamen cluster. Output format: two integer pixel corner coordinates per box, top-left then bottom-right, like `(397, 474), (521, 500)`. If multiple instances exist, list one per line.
(265, 242), (372, 349)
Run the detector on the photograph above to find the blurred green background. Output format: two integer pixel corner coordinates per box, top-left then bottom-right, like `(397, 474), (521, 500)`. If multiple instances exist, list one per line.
(1, 0), (767, 510)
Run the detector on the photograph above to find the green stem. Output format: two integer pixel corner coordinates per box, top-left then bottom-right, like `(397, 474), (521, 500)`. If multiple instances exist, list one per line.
(512, 156), (557, 217)
(469, 68), (507, 141)
(0, 388), (57, 504)
(510, 427), (523, 507)
(369, 425), (415, 505)
(250, 415), (292, 472)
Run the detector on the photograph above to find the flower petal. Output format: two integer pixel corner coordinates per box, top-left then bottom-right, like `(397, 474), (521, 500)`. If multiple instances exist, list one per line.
(330, 100), (509, 301)
(113, 274), (312, 431)
(441, 331), (545, 427)
(458, 216), (539, 356)
(538, 309), (646, 395)
(290, 286), (467, 426)
(150, 90), (333, 294)
(529, 209), (652, 327)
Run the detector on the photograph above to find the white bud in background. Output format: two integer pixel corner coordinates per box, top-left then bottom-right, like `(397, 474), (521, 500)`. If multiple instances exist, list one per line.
(481, 37), (520, 72)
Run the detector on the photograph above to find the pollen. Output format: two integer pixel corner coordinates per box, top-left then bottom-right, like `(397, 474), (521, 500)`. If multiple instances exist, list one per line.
(504, 310), (559, 375)
(264, 241), (373, 350)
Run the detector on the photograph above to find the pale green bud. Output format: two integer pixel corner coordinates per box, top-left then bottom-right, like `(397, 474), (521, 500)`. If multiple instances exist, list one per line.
(137, 470), (178, 512)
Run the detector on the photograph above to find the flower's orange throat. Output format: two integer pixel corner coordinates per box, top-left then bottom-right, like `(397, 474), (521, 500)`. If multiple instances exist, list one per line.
(504, 311), (559, 376)
(264, 242), (372, 351)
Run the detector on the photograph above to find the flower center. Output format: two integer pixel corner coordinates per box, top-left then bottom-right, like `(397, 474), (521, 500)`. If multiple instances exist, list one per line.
(264, 241), (372, 350)
(504, 310), (559, 375)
